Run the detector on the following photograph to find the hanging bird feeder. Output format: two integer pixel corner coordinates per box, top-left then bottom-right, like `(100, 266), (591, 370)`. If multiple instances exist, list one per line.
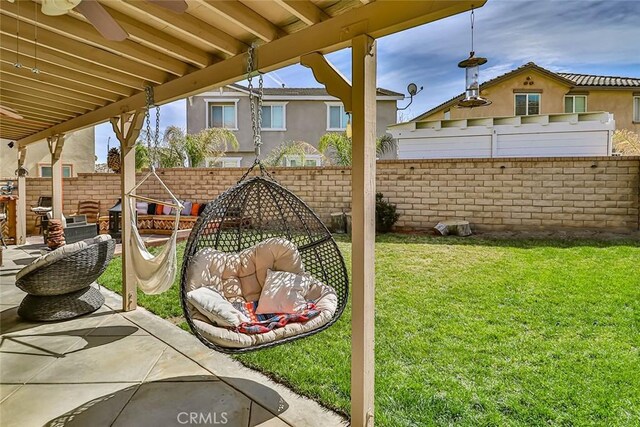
(457, 8), (491, 108)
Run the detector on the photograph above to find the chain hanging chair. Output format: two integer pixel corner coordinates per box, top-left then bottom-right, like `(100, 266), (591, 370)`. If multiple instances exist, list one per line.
(179, 46), (349, 353)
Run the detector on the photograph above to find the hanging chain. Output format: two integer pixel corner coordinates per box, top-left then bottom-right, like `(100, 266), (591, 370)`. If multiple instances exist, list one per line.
(145, 86), (160, 170)
(470, 8), (475, 55)
(247, 44), (264, 159)
(32, 1), (39, 73)
(14, 0), (21, 68)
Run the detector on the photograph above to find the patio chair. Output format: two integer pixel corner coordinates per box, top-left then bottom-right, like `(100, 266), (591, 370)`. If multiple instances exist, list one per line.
(15, 235), (115, 321)
(31, 196), (52, 236)
(74, 200), (101, 225)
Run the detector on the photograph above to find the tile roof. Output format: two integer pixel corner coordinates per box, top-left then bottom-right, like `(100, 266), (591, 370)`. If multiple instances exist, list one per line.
(229, 83), (403, 98)
(411, 62), (640, 121)
(558, 73), (640, 87)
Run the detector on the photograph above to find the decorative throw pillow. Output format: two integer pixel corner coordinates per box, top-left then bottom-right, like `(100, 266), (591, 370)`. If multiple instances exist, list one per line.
(155, 204), (164, 215)
(256, 269), (314, 314)
(136, 202), (148, 214)
(198, 203), (208, 216)
(147, 203), (156, 215)
(187, 286), (250, 327)
(181, 201), (192, 216)
(190, 203), (200, 217)
(162, 202), (172, 215)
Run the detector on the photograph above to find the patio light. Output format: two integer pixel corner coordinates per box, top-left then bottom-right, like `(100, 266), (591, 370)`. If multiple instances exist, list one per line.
(456, 7), (491, 108)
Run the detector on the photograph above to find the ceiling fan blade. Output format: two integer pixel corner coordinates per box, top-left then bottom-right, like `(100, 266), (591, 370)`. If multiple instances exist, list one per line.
(0, 106), (24, 120)
(146, 0), (188, 14)
(75, 0), (128, 41)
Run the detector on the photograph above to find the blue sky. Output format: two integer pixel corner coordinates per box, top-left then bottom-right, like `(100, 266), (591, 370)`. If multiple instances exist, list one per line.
(95, 0), (640, 162)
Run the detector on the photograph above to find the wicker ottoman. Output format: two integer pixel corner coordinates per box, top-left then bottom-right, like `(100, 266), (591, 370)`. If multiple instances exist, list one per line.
(16, 235), (115, 322)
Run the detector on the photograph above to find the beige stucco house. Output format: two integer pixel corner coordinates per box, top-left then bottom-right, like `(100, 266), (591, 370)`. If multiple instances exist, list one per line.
(186, 84), (402, 166)
(0, 128), (95, 179)
(413, 62), (640, 133)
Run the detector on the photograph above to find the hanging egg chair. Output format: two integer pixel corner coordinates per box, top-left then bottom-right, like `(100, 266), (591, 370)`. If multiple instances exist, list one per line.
(180, 163), (349, 353)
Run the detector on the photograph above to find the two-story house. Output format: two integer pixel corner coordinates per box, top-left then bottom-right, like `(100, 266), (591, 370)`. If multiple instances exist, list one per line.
(186, 84), (402, 166)
(412, 62), (640, 133)
(0, 128), (95, 179)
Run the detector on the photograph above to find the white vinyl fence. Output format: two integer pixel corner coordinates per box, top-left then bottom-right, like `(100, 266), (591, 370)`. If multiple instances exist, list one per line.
(388, 112), (615, 159)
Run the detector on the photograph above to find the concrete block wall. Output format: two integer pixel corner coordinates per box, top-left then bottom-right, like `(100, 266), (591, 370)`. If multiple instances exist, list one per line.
(6, 156), (639, 235)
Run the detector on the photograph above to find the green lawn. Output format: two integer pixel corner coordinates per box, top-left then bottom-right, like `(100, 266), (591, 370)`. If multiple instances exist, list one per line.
(98, 234), (640, 426)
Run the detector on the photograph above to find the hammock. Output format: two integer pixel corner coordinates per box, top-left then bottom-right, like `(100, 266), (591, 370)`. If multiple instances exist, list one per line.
(125, 85), (183, 295)
(127, 195), (179, 294)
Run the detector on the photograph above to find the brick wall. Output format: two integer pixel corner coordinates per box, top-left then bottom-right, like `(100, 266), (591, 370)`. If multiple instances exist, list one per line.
(7, 157), (639, 234)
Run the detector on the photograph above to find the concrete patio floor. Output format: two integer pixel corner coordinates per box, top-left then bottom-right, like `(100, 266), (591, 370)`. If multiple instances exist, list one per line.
(0, 243), (346, 427)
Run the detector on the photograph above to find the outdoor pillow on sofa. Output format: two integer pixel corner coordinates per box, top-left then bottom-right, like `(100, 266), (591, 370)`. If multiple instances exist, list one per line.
(184, 237), (338, 348)
(187, 286), (250, 327)
(181, 201), (193, 216)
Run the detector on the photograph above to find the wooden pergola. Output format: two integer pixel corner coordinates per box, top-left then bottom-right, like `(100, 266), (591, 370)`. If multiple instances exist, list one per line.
(1, 1), (484, 425)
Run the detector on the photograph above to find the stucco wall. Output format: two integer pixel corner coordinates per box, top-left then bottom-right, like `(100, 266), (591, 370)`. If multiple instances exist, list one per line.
(0, 128), (95, 178)
(12, 157), (639, 235)
(586, 90), (640, 133)
(186, 92), (398, 165)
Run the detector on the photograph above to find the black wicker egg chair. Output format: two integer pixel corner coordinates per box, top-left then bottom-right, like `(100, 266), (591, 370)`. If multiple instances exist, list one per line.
(179, 166), (349, 354)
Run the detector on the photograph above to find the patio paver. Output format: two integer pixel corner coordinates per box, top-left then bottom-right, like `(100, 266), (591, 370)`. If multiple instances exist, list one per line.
(0, 242), (347, 427)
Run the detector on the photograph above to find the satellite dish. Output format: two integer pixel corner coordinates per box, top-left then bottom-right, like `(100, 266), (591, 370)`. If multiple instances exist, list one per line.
(407, 83), (418, 96)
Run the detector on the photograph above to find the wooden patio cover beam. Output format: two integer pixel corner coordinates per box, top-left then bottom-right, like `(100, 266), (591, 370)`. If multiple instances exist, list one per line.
(17, 0), (485, 148)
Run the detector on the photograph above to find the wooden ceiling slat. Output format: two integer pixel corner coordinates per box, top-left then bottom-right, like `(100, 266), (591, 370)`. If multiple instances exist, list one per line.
(71, 5), (214, 68)
(0, 37), (145, 90)
(273, 0), (329, 25)
(1, 62), (123, 102)
(1, 92), (87, 116)
(2, 82), (99, 110)
(199, 0), (287, 42)
(0, 18), (169, 84)
(118, 1), (247, 57)
(1, 2), (192, 76)
(0, 55), (133, 97)
(3, 76), (111, 105)
(0, 103), (74, 123)
(2, 109), (61, 125)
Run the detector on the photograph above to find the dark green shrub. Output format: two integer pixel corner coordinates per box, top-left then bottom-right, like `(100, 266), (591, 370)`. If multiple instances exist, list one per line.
(375, 192), (399, 233)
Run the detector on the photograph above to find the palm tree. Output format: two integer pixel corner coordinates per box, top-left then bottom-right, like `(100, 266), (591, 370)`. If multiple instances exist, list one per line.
(264, 140), (327, 167)
(196, 128), (239, 167)
(318, 132), (396, 166)
(149, 126), (240, 168)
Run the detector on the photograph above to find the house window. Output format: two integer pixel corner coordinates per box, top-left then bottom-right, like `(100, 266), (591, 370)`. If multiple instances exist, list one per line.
(206, 157), (242, 168)
(284, 155), (322, 167)
(261, 103), (286, 130)
(564, 95), (587, 113)
(327, 103), (350, 130)
(39, 165), (72, 178)
(515, 93), (540, 116)
(443, 109), (451, 120)
(634, 96), (640, 122)
(208, 102), (237, 129)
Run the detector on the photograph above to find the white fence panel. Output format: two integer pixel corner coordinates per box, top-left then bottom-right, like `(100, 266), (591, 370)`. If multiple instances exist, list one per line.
(389, 112), (615, 159)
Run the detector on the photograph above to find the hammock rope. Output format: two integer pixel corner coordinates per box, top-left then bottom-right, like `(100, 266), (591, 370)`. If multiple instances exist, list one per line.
(126, 86), (183, 294)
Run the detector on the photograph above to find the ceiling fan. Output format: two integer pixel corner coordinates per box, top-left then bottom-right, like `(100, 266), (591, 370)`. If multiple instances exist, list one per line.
(0, 105), (24, 120)
(10, 0), (188, 42)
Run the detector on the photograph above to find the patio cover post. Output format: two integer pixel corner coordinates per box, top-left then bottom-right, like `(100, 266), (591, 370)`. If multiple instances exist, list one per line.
(110, 111), (145, 312)
(351, 34), (377, 427)
(16, 148), (27, 245)
(46, 134), (65, 220)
